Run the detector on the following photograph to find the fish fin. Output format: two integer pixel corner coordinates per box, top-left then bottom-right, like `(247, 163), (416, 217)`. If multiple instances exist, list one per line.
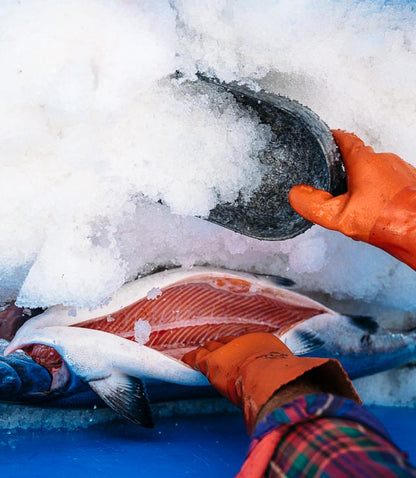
(289, 329), (325, 355)
(88, 373), (153, 428)
(254, 274), (295, 287)
(347, 315), (379, 334)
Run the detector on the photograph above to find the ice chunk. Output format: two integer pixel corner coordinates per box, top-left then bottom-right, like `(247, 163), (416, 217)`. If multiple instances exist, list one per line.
(134, 319), (152, 345)
(354, 367), (416, 407)
(147, 288), (163, 301)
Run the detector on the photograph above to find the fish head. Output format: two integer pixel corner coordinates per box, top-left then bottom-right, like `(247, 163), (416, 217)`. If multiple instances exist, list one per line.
(5, 325), (158, 427)
(4, 324), (205, 385)
(328, 314), (412, 355)
(282, 313), (386, 356)
(4, 325), (112, 382)
(4, 324), (207, 428)
(282, 312), (416, 379)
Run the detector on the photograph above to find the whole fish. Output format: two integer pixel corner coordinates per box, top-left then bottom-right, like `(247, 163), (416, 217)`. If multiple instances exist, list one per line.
(5, 267), (416, 425)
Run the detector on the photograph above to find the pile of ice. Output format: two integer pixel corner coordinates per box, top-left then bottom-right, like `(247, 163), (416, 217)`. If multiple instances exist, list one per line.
(1, 0), (416, 407)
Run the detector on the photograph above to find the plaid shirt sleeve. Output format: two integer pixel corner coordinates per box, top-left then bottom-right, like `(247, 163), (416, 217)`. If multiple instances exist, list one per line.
(236, 393), (416, 478)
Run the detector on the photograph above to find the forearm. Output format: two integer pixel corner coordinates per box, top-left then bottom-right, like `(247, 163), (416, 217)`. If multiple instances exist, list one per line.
(239, 394), (416, 478)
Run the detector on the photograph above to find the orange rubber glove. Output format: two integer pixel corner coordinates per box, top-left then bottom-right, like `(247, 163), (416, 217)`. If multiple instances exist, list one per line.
(182, 333), (360, 434)
(289, 130), (416, 270)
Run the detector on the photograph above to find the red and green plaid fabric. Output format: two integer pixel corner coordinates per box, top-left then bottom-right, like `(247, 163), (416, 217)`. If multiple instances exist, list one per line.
(237, 394), (416, 478)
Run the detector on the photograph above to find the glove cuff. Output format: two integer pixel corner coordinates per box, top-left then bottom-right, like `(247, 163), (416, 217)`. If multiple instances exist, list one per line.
(369, 186), (416, 270)
(240, 354), (361, 433)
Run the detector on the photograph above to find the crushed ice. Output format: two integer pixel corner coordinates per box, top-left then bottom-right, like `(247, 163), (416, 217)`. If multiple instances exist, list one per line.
(1, 0), (415, 311)
(147, 287), (163, 301)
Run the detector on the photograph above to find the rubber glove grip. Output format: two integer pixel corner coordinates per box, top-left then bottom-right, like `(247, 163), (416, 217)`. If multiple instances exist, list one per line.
(183, 333), (360, 433)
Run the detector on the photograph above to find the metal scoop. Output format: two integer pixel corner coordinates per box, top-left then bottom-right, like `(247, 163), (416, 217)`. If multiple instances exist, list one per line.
(199, 75), (346, 240)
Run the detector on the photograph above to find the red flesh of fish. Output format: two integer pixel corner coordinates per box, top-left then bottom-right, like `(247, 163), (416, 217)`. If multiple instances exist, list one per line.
(75, 276), (327, 358)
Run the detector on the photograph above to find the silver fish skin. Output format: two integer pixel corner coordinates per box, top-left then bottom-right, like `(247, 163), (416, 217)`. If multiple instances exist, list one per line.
(282, 313), (416, 379)
(4, 325), (209, 427)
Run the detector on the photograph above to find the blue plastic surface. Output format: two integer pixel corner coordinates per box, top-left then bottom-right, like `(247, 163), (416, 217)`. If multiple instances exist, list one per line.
(0, 413), (248, 478)
(368, 404), (416, 462)
(0, 405), (416, 477)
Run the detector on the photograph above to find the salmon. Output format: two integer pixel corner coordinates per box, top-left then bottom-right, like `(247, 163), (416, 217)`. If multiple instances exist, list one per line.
(5, 267), (416, 426)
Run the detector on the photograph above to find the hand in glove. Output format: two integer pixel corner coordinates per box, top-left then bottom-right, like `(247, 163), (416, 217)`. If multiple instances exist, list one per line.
(289, 130), (416, 269)
(182, 333), (360, 434)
